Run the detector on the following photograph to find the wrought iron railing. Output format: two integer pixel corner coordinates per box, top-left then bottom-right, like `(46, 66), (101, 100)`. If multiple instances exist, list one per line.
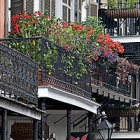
(91, 60), (131, 95)
(0, 42), (38, 105)
(0, 37), (92, 100)
(98, 0), (140, 36)
(91, 78), (131, 96)
(0, 37), (133, 100)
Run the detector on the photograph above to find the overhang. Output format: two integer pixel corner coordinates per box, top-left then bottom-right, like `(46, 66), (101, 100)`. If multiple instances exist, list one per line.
(38, 86), (100, 114)
(0, 95), (42, 120)
(92, 84), (136, 103)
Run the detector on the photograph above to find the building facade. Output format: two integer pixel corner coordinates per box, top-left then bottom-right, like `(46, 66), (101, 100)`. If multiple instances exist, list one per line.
(0, 0), (140, 140)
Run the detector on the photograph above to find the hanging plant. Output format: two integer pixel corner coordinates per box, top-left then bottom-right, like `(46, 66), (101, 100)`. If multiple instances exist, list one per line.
(116, 57), (140, 84)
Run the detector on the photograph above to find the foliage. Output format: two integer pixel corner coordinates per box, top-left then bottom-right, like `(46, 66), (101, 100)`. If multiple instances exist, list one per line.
(116, 57), (140, 84)
(95, 34), (124, 65)
(9, 10), (58, 74)
(106, 0), (138, 9)
(10, 10), (137, 85)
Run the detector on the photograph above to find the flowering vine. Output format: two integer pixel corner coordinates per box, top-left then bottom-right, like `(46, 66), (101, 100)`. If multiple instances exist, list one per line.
(116, 57), (140, 84)
(9, 10), (139, 85)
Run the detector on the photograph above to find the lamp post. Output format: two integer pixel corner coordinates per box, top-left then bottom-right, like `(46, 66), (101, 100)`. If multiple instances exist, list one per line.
(97, 112), (113, 140)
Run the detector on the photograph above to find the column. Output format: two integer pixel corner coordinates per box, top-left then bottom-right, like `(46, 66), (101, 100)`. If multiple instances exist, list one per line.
(33, 119), (38, 140)
(127, 117), (132, 131)
(67, 106), (72, 140)
(88, 112), (93, 140)
(1, 109), (7, 140)
(41, 99), (46, 140)
(134, 116), (139, 131)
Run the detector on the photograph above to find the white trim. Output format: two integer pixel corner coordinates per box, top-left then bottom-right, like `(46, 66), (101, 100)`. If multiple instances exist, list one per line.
(55, 0), (63, 19)
(0, 97), (41, 120)
(112, 132), (140, 139)
(38, 86), (100, 114)
(34, 0), (39, 12)
(81, 0), (87, 21)
(91, 84), (136, 103)
(111, 36), (140, 43)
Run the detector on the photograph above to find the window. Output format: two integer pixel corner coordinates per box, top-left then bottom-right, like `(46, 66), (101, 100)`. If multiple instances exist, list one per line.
(62, 0), (71, 22)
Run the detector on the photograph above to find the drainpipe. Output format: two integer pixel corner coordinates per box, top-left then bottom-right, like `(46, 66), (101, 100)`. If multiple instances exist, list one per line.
(33, 119), (38, 140)
(1, 109), (7, 140)
(41, 99), (46, 140)
(67, 106), (72, 140)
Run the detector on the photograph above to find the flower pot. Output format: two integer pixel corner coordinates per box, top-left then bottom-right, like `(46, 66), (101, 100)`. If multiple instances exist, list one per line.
(105, 8), (140, 18)
(38, 69), (50, 86)
(107, 109), (140, 117)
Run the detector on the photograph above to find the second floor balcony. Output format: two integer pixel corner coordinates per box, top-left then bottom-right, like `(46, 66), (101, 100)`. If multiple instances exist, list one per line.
(0, 40), (38, 106)
(0, 37), (137, 104)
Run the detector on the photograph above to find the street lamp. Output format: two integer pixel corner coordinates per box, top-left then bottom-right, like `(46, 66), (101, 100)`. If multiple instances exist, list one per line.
(97, 112), (113, 140)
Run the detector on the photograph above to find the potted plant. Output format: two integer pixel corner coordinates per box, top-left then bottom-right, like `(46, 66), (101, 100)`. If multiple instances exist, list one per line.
(105, 0), (140, 18)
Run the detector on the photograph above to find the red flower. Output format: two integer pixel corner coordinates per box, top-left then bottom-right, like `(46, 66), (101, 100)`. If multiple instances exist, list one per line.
(103, 51), (108, 56)
(87, 30), (93, 36)
(93, 56), (99, 61)
(46, 16), (49, 19)
(65, 44), (70, 51)
(13, 24), (20, 34)
(34, 11), (41, 15)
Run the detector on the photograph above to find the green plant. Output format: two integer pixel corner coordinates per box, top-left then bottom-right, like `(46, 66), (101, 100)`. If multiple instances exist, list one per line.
(9, 10), (127, 84)
(116, 57), (140, 84)
(105, 0), (138, 9)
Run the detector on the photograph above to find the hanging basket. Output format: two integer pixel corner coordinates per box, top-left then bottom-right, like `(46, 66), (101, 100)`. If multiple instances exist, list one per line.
(107, 109), (140, 117)
(105, 8), (140, 18)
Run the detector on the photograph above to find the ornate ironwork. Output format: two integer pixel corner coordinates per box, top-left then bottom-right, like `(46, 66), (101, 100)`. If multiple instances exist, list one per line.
(1, 37), (134, 101)
(0, 42), (38, 105)
(122, 43), (140, 53)
(121, 42), (140, 64)
(0, 37), (92, 100)
(91, 78), (131, 97)
(42, 74), (92, 100)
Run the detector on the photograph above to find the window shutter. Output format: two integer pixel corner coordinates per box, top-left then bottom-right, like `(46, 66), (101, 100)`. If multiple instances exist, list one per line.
(11, 0), (23, 17)
(26, 0), (34, 13)
(51, 0), (55, 16)
(44, 0), (55, 17)
(44, 0), (51, 16)
(87, 0), (98, 17)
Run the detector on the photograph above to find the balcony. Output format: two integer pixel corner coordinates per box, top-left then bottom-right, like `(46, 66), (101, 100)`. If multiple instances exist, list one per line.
(98, 0), (140, 36)
(0, 37), (93, 99)
(1, 36), (139, 135)
(0, 37), (135, 102)
(0, 41), (38, 106)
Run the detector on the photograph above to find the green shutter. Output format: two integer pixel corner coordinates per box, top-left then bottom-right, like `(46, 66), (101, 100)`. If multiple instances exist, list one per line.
(11, 0), (23, 17)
